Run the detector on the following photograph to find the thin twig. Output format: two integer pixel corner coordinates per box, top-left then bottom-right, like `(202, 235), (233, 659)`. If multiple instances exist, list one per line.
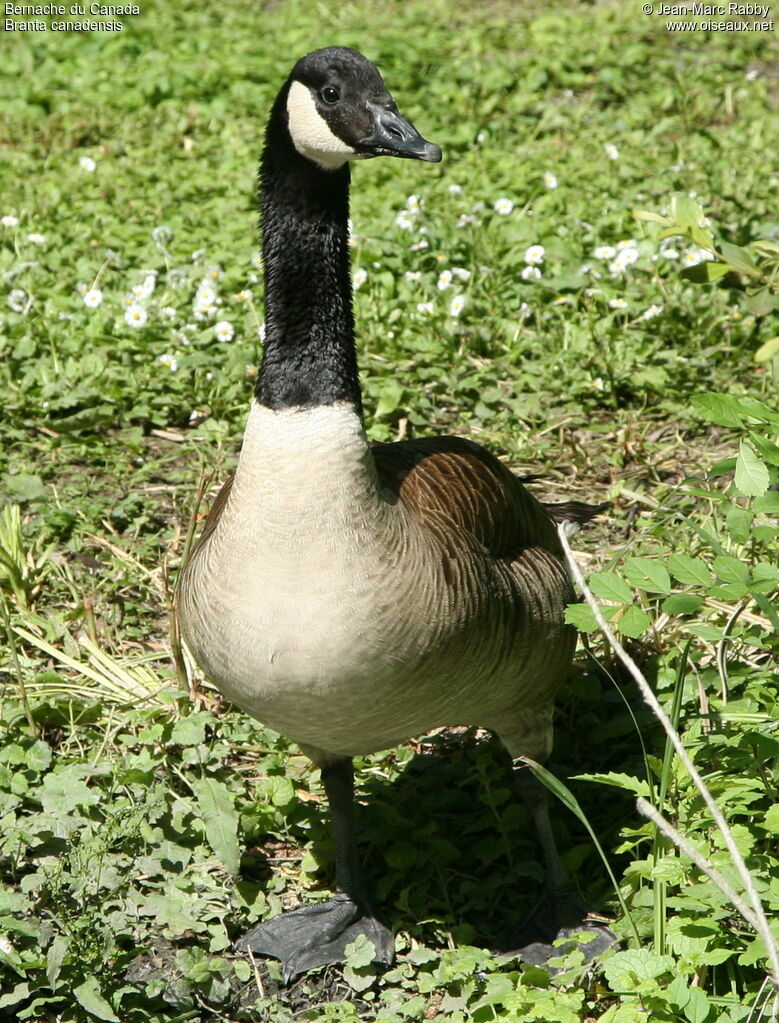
(558, 528), (779, 992)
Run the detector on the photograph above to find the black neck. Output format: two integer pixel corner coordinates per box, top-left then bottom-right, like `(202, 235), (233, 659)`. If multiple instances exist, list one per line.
(255, 96), (361, 414)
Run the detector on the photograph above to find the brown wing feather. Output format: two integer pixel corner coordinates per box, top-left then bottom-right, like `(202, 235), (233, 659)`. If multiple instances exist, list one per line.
(189, 475), (234, 560)
(371, 435), (563, 559)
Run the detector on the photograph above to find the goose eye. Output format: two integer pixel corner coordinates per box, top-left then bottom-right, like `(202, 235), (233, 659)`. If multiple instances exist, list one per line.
(321, 86), (340, 104)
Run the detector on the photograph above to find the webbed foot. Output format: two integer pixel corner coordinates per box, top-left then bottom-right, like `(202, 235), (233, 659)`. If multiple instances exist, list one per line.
(235, 893), (394, 984)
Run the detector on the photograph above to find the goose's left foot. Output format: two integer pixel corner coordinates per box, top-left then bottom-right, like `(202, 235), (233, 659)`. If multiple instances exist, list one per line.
(236, 894), (394, 985)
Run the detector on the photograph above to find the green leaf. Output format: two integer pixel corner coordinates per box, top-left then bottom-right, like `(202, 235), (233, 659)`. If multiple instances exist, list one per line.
(564, 602), (598, 632)
(754, 336), (779, 363)
(691, 393), (745, 428)
(719, 240), (758, 276)
(662, 594), (704, 615)
(618, 604), (652, 638)
(572, 771), (651, 797)
(734, 440), (769, 497)
(589, 571), (633, 604)
(602, 948), (675, 991)
(765, 805), (779, 835)
(259, 774), (295, 807)
(622, 558), (671, 594)
(46, 934), (69, 989)
(749, 431), (779, 467)
(684, 985), (713, 1023)
(680, 261), (730, 284)
(72, 977), (120, 1022)
(667, 554), (712, 587)
(191, 776), (241, 874)
(171, 712), (211, 746)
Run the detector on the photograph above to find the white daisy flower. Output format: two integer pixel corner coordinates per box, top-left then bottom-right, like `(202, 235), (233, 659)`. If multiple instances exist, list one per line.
(26, 233), (46, 245)
(234, 290), (252, 302)
(133, 274), (157, 300)
(352, 267), (368, 290)
(448, 183), (464, 196)
(609, 247), (639, 275)
(543, 172), (558, 190)
(449, 294), (465, 318)
(158, 353), (179, 371)
(594, 376), (605, 391)
(194, 302), (217, 321)
(124, 303), (148, 327)
(160, 305), (177, 320)
(79, 156), (97, 172)
(195, 280), (217, 304)
(524, 244), (545, 266)
(457, 214), (477, 228)
(8, 288), (28, 313)
(451, 267), (471, 281)
(83, 288), (103, 308)
(604, 143), (619, 161)
(593, 245), (616, 260)
(521, 265), (542, 281)
(1, 215), (19, 227)
(395, 213), (415, 230)
(437, 270), (453, 291)
(616, 239), (637, 251)
(609, 297), (628, 309)
(682, 247), (714, 267)
(214, 320), (234, 342)
(403, 271), (422, 283)
(416, 301), (435, 314)
(251, 252), (263, 270)
(641, 304), (663, 320)
(406, 194), (421, 212)
(410, 239), (429, 251)
(494, 197), (514, 216)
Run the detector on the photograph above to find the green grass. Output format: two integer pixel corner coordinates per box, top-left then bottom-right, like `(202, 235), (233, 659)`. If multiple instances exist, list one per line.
(1, 0), (778, 1020)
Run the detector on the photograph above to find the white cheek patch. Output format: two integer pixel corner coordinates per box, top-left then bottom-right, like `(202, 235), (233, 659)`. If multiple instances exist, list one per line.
(286, 80), (357, 170)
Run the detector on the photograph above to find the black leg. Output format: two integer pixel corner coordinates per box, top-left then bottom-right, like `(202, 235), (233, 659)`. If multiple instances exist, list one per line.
(235, 756), (394, 983)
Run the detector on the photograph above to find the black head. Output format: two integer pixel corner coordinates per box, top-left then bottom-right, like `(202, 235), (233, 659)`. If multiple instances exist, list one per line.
(280, 47), (442, 170)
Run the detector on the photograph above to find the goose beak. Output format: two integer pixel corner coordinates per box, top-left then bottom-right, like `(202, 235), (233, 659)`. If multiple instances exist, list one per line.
(360, 104), (442, 162)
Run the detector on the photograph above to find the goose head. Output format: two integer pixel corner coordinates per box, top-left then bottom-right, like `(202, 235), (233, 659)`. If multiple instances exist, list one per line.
(279, 47), (442, 171)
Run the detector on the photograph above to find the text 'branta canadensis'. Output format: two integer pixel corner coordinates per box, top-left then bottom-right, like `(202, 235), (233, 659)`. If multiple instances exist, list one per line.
(177, 46), (613, 983)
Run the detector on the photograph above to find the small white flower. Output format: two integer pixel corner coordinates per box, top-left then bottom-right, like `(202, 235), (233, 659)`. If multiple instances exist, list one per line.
(8, 288), (28, 313)
(191, 248), (206, 262)
(448, 183), (464, 196)
(83, 288), (103, 308)
(79, 156), (97, 172)
(158, 352), (179, 371)
(745, 68), (760, 81)
(160, 305), (177, 320)
(608, 247), (639, 275)
(403, 271), (422, 283)
(682, 247), (714, 267)
(521, 265), (541, 281)
(234, 290), (252, 302)
(395, 212), (415, 231)
(410, 239), (429, 251)
(594, 376), (605, 391)
(604, 143), (619, 161)
(579, 264), (593, 276)
(1, 215), (19, 227)
(518, 302), (531, 320)
(189, 408), (208, 423)
(195, 280), (217, 304)
(543, 171), (558, 190)
(26, 232), (46, 245)
(457, 214), (477, 228)
(437, 270), (453, 291)
(133, 274), (156, 301)
(451, 267), (471, 281)
(214, 320), (234, 342)
(416, 301), (435, 314)
(206, 266), (222, 281)
(406, 194), (421, 212)
(616, 239), (637, 251)
(152, 225), (173, 248)
(524, 245), (545, 266)
(194, 302), (217, 321)
(641, 304), (663, 320)
(609, 297), (628, 309)
(251, 252), (263, 270)
(584, 287), (603, 297)
(352, 267), (368, 290)
(258, 322), (266, 341)
(594, 245), (616, 260)
(660, 247), (679, 260)
(125, 303), (148, 327)
(449, 294), (465, 318)
(494, 197), (514, 216)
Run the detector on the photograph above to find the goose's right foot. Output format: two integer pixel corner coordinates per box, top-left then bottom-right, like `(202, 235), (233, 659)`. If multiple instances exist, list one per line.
(235, 893), (394, 984)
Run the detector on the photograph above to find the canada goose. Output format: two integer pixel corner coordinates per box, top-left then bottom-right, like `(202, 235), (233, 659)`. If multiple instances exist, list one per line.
(178, 46), (612, 983)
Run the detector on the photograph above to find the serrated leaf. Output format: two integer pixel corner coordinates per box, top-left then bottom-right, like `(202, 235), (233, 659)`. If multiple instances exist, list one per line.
(734, 440), (769, 497)
(754, 336), (779, 363)
(667, 554), (712, 586)
(684, 985), (713, 1023)
(749, 431), (779, 466)
(589, 571), (633, 604)
(691, 393), (744, 428)
(46, 934), (69, 989)
(618, 604), (651, 638)
(260, 774), (295, 807)
(602, 948), (675, 990)
(572, 771), (651, 797)
(72, 977), (120, 1022)
(171, 712), (211, 746)
(622, 558), (671, 594)
(191, 776), (240, 874)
